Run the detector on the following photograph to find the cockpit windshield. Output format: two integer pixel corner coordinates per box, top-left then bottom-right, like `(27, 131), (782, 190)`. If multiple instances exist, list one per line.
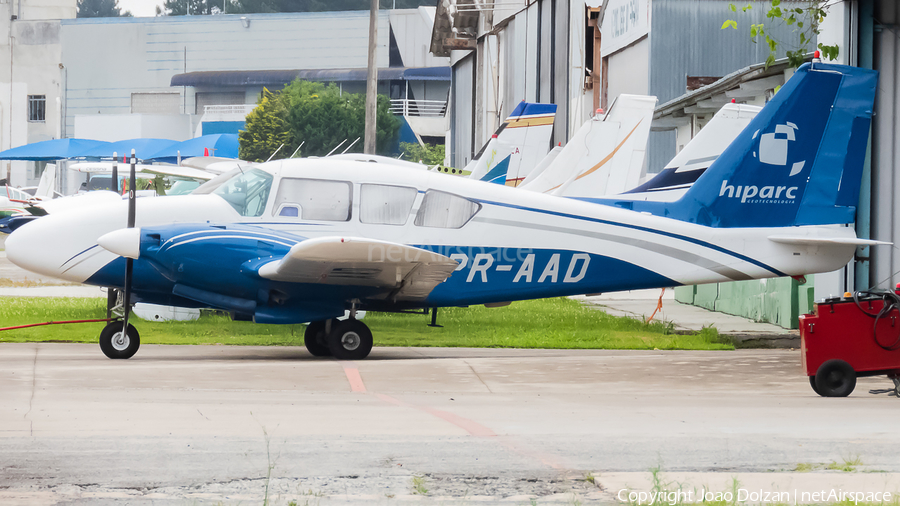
(212, 168), (273, 217)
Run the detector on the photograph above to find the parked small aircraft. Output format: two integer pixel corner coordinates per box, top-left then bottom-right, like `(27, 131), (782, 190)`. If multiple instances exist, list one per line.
(5, 63), (882, 361)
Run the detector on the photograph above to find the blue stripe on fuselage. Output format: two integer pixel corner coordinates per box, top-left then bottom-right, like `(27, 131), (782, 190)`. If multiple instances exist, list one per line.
(475, 199), (786, 277)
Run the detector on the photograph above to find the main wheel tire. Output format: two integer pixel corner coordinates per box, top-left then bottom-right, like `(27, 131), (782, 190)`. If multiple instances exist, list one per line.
(809, 376), (822, 396)
(99, 322), (140, 359)
(814, 359), (856, 397)
(304, 320), (331, 357)
(327, 319), (373, 360)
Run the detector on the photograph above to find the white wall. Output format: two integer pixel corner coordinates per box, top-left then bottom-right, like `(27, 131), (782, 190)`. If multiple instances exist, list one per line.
(0, 0), (76, 186)
(74, 114), (193, 142)
(605, 37), (650, 103)
(61, 11), (392, 135)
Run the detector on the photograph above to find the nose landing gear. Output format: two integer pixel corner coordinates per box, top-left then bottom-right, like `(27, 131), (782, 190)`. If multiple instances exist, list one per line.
(99, 321), (141, 359)
(101, 288), (140, 359)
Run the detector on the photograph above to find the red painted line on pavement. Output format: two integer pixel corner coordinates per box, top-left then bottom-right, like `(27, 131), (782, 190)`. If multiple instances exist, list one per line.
(340, 362), (367, 393)
(374, 393), (495, 437)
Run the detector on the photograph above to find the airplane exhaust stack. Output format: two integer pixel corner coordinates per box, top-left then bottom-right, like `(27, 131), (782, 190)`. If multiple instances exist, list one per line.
(97, 228), (142, 259)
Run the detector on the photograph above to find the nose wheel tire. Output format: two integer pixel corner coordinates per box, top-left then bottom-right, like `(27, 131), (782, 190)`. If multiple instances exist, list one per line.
(327, 319), (373, 360)
(99, 322), (140, 359)
(304, 321), (332, 357)
(814, 359), (856, 397)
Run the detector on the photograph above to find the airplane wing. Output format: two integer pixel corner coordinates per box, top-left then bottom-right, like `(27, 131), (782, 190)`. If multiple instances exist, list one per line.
(768, 236), (891, 246)
(257, 236), (459, 301)
(140, 165), (215, 181)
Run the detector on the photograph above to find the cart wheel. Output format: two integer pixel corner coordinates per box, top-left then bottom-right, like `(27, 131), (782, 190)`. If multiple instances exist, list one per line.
(809, 376), (822, 396)
(814, 359), (856, 397)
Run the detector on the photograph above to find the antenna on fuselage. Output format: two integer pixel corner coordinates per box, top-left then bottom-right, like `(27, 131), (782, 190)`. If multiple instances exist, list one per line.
(341, 137), (360, 154)
(265, 144), (284, 163)
(325, 139), (348, 157)
(289, 141), (305, 158)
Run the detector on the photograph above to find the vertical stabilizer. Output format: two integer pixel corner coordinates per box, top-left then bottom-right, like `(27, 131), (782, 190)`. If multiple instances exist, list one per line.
(602, 63), (878, 228)
(620, 103), (761, 202)
(520, 95), (656, 197)
(468, 101), (557, 184)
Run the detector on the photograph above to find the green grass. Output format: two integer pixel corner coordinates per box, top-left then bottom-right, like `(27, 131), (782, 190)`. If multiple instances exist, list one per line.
(0, 296), (733, 350)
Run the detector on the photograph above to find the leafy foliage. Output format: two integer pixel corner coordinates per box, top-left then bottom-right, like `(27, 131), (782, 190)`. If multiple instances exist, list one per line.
(239, 80), (400, 162)
(158, 0), (221, 15)
(723, 0), (839, 68)
(76, 0), (132, 17)
(399, 142), (445, 166)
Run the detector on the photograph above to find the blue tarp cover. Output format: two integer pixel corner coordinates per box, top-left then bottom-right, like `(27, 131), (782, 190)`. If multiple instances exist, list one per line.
(146, 134), (239, 162)
(0, 138), (112, 161)
(78, 138), (179, 161)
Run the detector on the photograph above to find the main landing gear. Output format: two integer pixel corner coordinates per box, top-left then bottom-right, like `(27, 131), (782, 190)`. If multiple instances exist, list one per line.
(304, 318), (373, 360)
(100, 288), (141, 359)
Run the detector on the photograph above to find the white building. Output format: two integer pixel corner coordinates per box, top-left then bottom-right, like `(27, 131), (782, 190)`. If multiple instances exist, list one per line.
(0, 0), (76, 185)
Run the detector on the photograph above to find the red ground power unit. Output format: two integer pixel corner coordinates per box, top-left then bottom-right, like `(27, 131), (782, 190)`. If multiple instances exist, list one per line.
(800, 291), (900, 397)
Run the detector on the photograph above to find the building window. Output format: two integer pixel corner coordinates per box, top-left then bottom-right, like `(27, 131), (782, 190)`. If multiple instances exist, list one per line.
(28, 95), (46, 122)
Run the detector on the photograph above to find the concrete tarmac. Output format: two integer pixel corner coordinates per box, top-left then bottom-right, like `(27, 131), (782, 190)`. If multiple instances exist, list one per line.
(1, 343), (898, 505)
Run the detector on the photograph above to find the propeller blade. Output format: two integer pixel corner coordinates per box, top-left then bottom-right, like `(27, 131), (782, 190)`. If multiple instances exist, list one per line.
(122, 149), (137, 335)
(111, 151), (118, 194)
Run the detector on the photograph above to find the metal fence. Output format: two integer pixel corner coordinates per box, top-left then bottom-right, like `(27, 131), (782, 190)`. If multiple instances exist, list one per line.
(389, 99), (447, 117)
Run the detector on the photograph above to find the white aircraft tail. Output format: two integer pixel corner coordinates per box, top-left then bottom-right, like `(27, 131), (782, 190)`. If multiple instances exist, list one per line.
(35, 163), (58, 198)
(467, 102), (557, 185)
(619, 103), (761, 202)
(519, 94), (656, 197)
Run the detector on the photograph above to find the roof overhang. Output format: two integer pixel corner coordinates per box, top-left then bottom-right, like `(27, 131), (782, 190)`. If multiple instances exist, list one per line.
(171, 67), (451, 88)
(652, 53), (813, 130)
(430, 0), (480, 57)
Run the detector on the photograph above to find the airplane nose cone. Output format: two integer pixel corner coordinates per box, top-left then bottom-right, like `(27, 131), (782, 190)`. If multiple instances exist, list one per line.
(5, 219), (52, 277)
(97, 228), (142, 259)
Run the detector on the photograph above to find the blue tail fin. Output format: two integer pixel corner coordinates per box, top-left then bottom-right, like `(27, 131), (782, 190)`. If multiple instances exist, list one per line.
(604, 63), (877, 228)
(481, 155), (511, 185)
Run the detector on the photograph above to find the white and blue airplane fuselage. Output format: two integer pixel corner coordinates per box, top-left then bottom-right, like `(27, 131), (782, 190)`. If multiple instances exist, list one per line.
(4, 62), (883, 360)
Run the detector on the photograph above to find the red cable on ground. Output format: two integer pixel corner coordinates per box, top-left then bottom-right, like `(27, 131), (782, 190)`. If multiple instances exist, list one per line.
(645, 288), (665, 323)
(0, 319), (110, 332)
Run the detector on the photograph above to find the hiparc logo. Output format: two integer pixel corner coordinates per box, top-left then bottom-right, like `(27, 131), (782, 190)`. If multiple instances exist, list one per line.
(718, 122), (806, 204)
(753, 122), (807, 176)
(719, 180), (798, 203)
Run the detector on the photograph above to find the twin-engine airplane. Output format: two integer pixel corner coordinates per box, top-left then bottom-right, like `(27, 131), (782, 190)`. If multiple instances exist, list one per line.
(5, 63), (883, 360)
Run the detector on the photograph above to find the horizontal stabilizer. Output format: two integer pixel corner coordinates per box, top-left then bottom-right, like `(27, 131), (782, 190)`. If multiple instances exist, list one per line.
(257, 236), (459, 301)
(768, 235), (891, 246)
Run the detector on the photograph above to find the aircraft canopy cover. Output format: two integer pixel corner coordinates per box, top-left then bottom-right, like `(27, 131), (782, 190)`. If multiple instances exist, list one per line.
(145, 134), (239, 162)
(0, 138), (112, 161)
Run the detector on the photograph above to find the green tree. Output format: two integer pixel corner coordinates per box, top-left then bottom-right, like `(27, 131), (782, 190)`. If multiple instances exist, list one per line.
(239, 80), (400, 162)
(76, 0), (132, 17)
(158, 0), (221, 15)
(399, 142), (444, 166)
(722, 0), (838, 68)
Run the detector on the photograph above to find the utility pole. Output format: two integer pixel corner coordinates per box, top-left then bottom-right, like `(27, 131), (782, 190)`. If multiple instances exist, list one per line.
(363, 0), (378, 154)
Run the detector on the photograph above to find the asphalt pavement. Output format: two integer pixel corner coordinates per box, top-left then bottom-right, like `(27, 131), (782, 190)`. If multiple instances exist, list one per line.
(0, 343), (898, 505)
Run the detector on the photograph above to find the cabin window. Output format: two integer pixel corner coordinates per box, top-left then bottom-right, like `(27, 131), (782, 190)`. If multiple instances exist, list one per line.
(274, 178), (351, 221)
(414, 190), (481, 229)
(213, 168), (273, 217)
(359, 184), (417, 225)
